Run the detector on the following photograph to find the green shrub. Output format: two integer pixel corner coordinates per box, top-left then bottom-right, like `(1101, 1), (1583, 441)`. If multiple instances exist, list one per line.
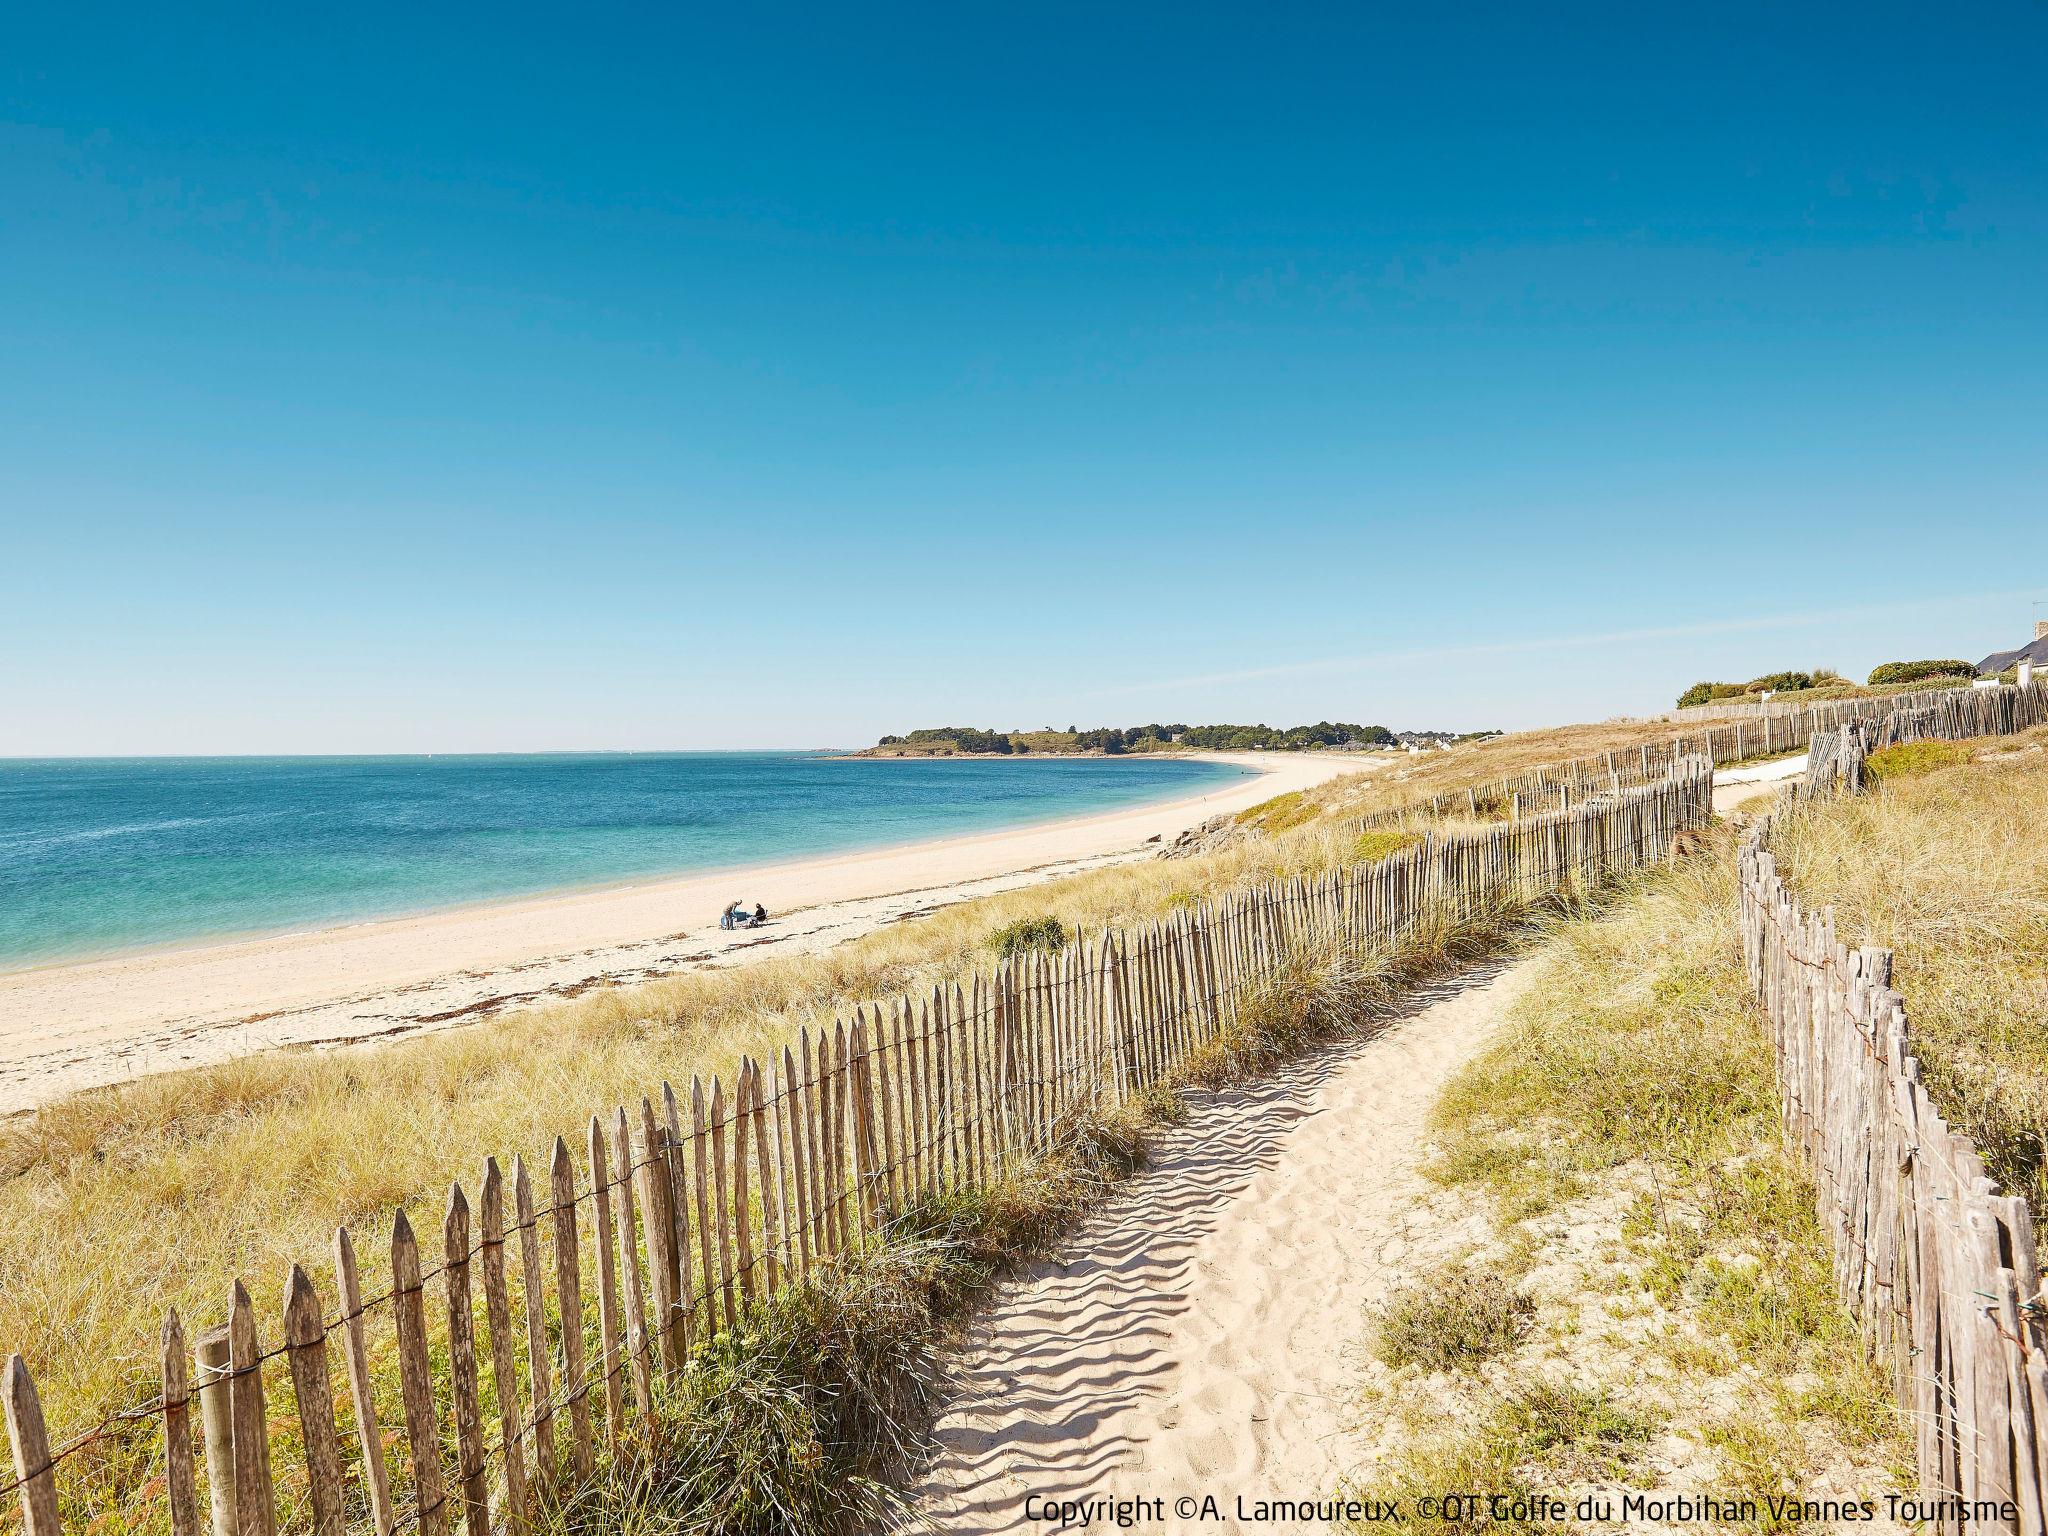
(1371, 1266), (1532, 1372)
(1676, 681), (1747, 709)
(1865, 740), (1972, 783)
(988, 914), (1068, 960)
(1679, 671), (1834, 708)
(1867, 659), (1978, 688)
(1745, 670), (1814, 694)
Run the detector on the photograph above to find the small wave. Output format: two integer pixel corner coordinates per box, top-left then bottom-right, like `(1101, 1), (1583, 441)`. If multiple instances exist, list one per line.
(0, 816), (219, 852)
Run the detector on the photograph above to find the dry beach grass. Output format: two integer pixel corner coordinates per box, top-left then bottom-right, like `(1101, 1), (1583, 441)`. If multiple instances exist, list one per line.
(1764, 728), (2048, 1241)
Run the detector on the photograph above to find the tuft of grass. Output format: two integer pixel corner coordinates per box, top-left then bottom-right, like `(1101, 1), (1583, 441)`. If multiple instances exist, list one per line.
(1862, 738), (1972, 783)
(1370, 1265), (1531, 1372)
(985, 914), (1068, 961)
(1426, 840), (1775, 1219)
(1179, 897), (1534, 1092)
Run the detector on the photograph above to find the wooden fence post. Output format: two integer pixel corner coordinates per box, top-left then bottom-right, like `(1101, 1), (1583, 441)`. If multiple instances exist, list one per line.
(511, 1156), (558, 1497)
(194, 1326), (236, 1536)
(548, 1138), (595, 1484)
(162, 1311), (201, 1536)
(226, 1282), (275, 1536)
(585, 1122), (626, 1444)
(478, 1160), (530, 1533)
(281, 1267), (346, 1536)
(636, 1097), (682, 1375)
(3, 1356), (60, 1536)
(331, 1229), (395, 1536)
(609, 1106), (654, 1428)
(391, 1214), (447, 1536)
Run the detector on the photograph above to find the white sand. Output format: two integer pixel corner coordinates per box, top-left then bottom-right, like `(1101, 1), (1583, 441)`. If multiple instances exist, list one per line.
(0, 752), (1372, 1114)
(907, 957), (1536, 1530)
(1712, 751), (1807, 812)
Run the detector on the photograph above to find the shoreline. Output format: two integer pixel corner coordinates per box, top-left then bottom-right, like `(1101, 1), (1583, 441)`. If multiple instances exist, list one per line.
(0, 751), (1373, 1114)
(0, 754), (1248, 979)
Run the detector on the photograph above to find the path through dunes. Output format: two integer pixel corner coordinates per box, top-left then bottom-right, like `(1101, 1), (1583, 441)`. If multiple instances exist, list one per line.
(906, 957), (1539, 1531)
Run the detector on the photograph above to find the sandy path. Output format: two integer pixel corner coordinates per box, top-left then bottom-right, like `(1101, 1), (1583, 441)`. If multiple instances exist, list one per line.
(0, 752), (1371, 1114)
(908, 957), (1537, 1533)
(1711, 752), (1806, 812)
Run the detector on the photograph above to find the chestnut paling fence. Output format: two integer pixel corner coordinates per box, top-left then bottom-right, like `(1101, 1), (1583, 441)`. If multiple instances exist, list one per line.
(1741, 688), (2048, 1534)
(1, 762), (1714, 1536)
(1361, 679), (2048, 829)
(1796, 681), (2048, 802)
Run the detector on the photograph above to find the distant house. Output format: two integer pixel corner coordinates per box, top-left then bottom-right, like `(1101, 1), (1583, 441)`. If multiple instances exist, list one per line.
(1978, 621), (2048, 676)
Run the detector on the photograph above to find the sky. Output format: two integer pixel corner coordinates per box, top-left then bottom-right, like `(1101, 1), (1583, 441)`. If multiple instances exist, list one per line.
(2, 2), (2044, 754)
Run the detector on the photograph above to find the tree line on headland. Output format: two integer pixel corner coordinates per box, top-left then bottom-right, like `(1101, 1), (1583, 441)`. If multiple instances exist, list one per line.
(865, 722), (1494, 756)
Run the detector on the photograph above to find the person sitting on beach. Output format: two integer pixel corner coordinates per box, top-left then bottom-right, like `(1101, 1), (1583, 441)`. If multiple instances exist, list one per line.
(753, 902), (768, 925)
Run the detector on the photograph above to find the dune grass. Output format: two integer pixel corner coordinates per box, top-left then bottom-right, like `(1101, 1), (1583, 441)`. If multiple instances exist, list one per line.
(1764, 730), (2048, 1240)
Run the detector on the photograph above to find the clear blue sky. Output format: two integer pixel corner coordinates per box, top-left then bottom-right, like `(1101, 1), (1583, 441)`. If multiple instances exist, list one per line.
(3, 2), (2043, 753)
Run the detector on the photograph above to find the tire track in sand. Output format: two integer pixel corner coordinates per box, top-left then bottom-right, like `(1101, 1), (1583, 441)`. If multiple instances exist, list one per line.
(905, 957), (1538, 1533)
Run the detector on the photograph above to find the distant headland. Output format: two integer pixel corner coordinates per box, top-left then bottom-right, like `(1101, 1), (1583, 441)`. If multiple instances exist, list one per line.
(849, 721), (1501, 758)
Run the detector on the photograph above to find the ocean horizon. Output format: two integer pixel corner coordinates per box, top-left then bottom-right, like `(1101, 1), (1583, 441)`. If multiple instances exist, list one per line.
(0, 751), (1247, 971)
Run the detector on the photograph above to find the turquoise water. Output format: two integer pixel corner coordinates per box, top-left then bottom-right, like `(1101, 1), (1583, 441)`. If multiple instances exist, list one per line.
(0, 753), (1246, 970)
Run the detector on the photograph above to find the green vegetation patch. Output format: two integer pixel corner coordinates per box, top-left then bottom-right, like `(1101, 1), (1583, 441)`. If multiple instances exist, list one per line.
(1863, 738), (1972, 783)
(874, 720), (1402, 754)
(987, 914), (1069, 960)
(1675, 669), (1845, 710)
(1349, 1385), (1660, 1531)
(1866, 659), (1977, 688)
(1235, 788), (1319, 833)
(1354, 829), (1424, 863)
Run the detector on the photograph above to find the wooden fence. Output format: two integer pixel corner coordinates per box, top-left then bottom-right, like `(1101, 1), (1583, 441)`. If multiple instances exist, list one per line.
(1, 760), (1713, 1536)
(1741, 838), (2047, 1532)
(1362, 680), (2048, 829)
(1741, 679), (2048, 1531)
(1795, 680), (2048, 803)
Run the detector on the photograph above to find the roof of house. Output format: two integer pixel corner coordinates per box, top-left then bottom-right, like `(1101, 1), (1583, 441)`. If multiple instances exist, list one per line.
(1977, 635), (2048, 673)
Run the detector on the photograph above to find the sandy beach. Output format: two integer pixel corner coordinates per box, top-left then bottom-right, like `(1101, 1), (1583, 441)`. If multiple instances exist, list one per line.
(0, 751), (1372, 1113)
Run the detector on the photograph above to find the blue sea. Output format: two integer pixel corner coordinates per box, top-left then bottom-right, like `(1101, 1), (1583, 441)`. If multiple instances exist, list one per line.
(0, 753), (1245, 971)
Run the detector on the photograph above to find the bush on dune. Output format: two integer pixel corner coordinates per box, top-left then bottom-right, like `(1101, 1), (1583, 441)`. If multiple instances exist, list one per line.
(1866, 659), (1977, 688)
(987, 914), (1068, 960)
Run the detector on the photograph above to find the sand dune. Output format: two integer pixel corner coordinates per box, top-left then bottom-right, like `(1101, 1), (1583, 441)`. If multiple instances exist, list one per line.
(0, 751), (1371, 1113)
(908, 958), (1535, 1530)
